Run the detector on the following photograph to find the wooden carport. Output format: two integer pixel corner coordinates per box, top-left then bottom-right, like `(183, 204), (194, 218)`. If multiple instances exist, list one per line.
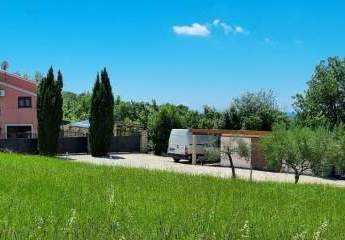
(190, 129), (270, 165)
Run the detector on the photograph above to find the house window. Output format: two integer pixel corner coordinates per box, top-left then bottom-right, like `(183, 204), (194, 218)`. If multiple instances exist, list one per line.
(6, 125), (32, 139)
(18, 97), (32, 108)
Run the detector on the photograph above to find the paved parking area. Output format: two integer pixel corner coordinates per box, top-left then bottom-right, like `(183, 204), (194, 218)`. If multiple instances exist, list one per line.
(66, 153), (345, 187)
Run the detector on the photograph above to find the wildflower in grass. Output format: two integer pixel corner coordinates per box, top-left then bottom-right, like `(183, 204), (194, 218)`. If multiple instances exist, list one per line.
(209, 210), (215, 220)
(107, 185), (118, 208)
(313, 220), (329, 240)
(68, 209), (77, 226)
(35, 216), (44, 230)
(240, 220), (250, 239)
(62, 209), (78, 237)
(32, 216), (52, 239)
(292, 231), (307, 240)
(109, 191), (116, 206)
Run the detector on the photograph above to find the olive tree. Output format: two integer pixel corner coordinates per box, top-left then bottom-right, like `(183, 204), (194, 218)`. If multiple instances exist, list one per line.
(221, 138), (251, 179)
(260, 125), (334, 183)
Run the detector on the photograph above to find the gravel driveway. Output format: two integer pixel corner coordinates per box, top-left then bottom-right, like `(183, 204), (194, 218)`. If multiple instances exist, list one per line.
(66, 153), (345, 187)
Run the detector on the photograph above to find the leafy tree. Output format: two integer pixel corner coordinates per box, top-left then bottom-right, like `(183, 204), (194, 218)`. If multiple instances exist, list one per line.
(260, 125), (334, 183)
(63, 92), (91, 121)
(113, 98), (158, 128)
(223, 106), (241, 130)
(198, 105), (224, 129)
(89, 69), (114, 157)
(148, 105), (183, 155)
(34, 72), (44, 82)
(293, 57), (345, 128)
(181, 110), (201, 129)
(37, 67), (64, 155)
(63, 92), (224, 131)
(224, 90), (285, 131)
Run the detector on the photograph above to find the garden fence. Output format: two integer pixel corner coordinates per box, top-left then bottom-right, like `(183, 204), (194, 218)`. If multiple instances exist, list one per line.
(0, 136), (141, 154)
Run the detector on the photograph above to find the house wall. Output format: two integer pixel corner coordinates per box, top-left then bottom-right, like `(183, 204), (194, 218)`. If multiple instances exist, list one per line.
(0, 72), (37, 138)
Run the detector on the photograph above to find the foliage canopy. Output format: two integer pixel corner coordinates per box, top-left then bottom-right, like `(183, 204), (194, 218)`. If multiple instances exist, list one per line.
(294, 57), (345, 128)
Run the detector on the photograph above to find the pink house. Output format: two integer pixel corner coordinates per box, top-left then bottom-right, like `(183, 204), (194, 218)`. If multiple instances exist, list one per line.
(0, 70), (38, 139)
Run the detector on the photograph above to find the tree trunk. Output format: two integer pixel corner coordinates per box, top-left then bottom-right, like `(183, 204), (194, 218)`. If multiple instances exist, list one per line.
(228, 154), (236, 178)
(249, 161), (253, 182)
(294, 173), (300, 184)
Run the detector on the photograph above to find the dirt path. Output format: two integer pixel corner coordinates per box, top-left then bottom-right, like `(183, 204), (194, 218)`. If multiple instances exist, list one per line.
(65, 153), (345, 187)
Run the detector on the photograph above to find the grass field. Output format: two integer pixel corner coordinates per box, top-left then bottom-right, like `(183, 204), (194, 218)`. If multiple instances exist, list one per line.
(0, 153), (345, 239)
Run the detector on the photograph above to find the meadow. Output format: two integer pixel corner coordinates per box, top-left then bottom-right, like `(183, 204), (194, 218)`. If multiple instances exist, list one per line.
(0, 153), (345, 239)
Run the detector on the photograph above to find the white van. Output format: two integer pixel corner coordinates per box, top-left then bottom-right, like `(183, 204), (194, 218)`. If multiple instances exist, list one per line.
(167, 129), (217, 162)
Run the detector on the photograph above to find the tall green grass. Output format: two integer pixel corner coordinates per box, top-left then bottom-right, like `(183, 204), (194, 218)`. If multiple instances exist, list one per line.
(0, 153), (344, 239)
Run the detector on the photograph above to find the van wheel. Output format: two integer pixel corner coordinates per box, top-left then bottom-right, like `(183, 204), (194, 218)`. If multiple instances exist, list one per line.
(173, 158), (180, 162)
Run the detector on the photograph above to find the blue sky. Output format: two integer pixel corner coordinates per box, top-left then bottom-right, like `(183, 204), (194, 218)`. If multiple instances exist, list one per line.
(1, 0), (345, 112)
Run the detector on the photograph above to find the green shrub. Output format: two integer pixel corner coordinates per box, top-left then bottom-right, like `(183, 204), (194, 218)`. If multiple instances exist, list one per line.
(203, 146), (221, 163)
(148, 105), (182, 155)
(333, 124), (345, 173)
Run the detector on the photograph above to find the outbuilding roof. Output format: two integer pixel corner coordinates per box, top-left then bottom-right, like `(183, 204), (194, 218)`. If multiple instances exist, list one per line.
(70, 120), (90, 129)
(191, 129), (270, 138)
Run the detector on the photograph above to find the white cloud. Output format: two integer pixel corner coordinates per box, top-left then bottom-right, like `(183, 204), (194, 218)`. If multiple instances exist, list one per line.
(213, 19), (248, 35)
(235, 26), (244, 33)
(173, 23), (210, 37)
(172, 19), (248, 37)
(212, 19), (220, 26)
(220, 22), (232, 35)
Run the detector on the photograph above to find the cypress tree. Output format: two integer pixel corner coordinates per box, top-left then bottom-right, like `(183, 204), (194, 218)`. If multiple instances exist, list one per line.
(89, 68), (114, 156)
(89, 74), (102, 156)
(37, 67), (63, 155)
(101, 68), (114, 152)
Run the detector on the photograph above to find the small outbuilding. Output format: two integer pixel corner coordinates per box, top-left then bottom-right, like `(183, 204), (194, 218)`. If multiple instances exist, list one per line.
(191, 129), (270, 170)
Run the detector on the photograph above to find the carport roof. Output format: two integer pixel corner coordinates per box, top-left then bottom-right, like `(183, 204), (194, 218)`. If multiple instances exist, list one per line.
(191, 129), (270, 138)
(70, 120), (90, 129)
